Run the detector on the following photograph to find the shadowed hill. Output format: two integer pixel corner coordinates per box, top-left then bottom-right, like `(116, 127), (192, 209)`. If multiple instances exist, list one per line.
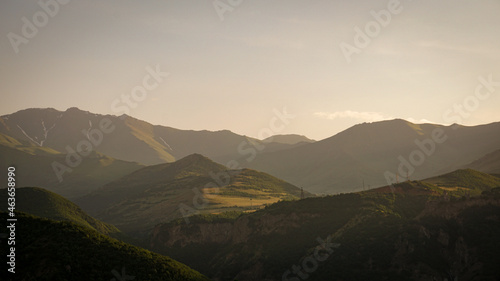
(0, 141), (143, 199)
(0, 187), (120, 237)
(0, 212), (210, 281)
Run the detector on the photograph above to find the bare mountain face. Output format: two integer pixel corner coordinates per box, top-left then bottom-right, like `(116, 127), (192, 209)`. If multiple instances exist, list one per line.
(243, 119), (500, 194)
(0, 107), (294, 166)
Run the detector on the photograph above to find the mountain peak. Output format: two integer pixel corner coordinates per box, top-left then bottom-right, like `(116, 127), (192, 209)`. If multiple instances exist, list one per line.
(65, 107), (91, 115)
(341, 118), (441, 138)
(3, 107), (61, 118)
(111, 154), (228, 188)
(169, 153), (227, 172)
(178, 153), (212, 163)
(263, 134), (315, 145)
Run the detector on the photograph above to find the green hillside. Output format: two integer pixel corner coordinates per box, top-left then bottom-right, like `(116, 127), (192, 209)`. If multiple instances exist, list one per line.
(308, 194), (500, 281)
(0, 187), (120, 237)
(423, 168), (500, 194)
(364, 169), (500, 199)
(76, 154), (312, 236)
(0, 212), (210, 281)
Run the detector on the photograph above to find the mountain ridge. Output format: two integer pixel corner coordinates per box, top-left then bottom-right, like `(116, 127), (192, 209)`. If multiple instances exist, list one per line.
(243, 119), (500, 194)
(0, 107), (298, 166)
(3, 107), (500, 195)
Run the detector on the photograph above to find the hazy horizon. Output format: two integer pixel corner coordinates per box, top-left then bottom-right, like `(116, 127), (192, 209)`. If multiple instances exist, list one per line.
(1, 0), (499, 140)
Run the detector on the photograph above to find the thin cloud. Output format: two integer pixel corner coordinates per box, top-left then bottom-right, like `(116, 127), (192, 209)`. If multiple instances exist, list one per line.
(314, 111), (392, 122)
(315, 111), (440, 125)
(405, 118), (435, 124)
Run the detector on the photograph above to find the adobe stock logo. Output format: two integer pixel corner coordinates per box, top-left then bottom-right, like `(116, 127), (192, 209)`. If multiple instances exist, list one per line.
(384, 74), (499, 187)
(213, 0), (243, 21)
(384, 128), (448, 186)
(443, 75), (500, 124)
(7, 0), (71, 54)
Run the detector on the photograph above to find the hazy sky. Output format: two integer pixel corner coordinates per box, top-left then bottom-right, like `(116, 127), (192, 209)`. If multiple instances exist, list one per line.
(1, 0), (499, 140)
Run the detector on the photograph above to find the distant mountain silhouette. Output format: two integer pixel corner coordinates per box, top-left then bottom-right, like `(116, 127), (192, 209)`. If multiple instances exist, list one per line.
(263, 134), (315, 145)
(243, 119), (500, 194)
(0, 107), (295, 166)
(2, 108), (499, 196)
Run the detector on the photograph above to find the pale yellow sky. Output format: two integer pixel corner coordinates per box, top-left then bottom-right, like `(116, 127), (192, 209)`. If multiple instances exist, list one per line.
(1, 0), (499, 140)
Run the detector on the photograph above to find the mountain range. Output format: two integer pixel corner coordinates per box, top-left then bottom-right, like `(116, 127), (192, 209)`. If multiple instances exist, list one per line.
(2, 107), (500, 280)
(243, 120), (500, 194)
(1, 107), (499, 197)
(0, 107), (310, 166)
